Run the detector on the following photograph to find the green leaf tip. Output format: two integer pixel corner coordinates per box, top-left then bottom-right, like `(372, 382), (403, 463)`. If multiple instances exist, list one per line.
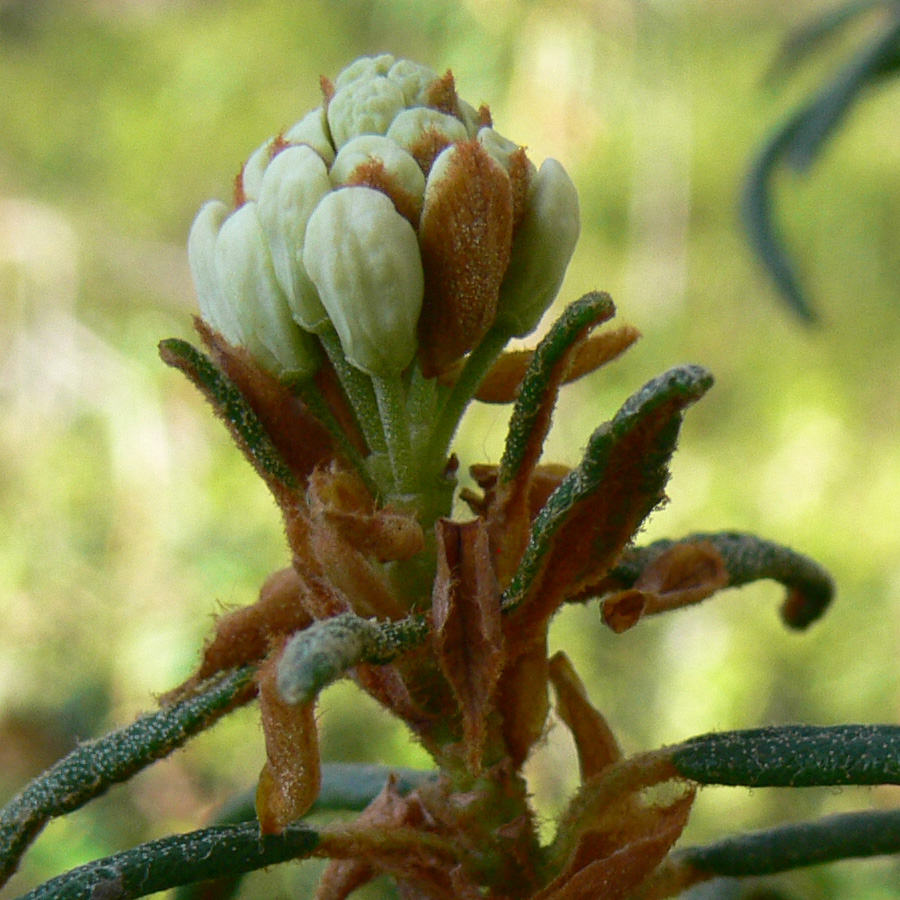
(276, 612), (429, 705)
(159, 338), (298, 492)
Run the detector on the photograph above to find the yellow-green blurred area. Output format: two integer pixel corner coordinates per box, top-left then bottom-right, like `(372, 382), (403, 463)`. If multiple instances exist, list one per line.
(1, 0), (900, 897)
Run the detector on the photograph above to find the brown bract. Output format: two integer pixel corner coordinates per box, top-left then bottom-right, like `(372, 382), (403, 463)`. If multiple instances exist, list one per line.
(418, 140), (514, 376)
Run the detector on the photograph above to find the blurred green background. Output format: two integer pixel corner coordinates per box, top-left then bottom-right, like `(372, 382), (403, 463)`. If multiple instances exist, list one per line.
(1, 0), (899, 897)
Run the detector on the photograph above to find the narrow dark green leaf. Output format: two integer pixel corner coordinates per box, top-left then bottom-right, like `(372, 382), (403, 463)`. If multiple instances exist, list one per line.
(785, 14), (900, 170)
(604, 532), (835, 629)
(741, 108), (817, 322)
(498, 291), (615, 484)
(678, 807), (900, 877)
(173, 765), (438, 900)
(159, 338), (298, 492)
(766, 0), (889, 83)
(670, 724), (900, 787)
(277, 613), (429, 705)
(14, 821), (320, 900)
(502, 364), (713, 614)
(0, 667), (255, 888)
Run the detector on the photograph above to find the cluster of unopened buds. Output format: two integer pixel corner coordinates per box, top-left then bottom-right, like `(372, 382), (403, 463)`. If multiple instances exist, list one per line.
(155, 55), (835, 900)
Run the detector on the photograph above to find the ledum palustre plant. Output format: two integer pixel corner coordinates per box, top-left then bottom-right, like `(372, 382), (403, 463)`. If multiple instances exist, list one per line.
(5, 54), (900, 900)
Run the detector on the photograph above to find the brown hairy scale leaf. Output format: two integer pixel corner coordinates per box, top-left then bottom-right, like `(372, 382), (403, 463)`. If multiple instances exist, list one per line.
(536, 791), (694, 900)
(463, 463), (570, 522)
(548, 652), (621, 781)
(345, 159), (423, 225)
(465, 325), (640, 404)
(316, 777), (414, 900)
(409, 127), (455, 176)
(256, 645), (321, 834)
(496, 635), (550, 768)
(307, 466), (425, 562)
(425, 69), (461, 117)
(431, 519), (504, 771)
(159, 567), (311, 705)
(195, 318), (337, 484)
(508, 147), (533, 232)
(418, 140), (514, 376)
(601, 542), (729, 633)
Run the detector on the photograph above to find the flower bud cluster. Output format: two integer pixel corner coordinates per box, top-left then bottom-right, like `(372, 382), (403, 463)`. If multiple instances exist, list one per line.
(189, 54), (580, 381)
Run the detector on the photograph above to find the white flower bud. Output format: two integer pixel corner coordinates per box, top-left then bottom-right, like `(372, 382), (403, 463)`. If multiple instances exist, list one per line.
(386, 107), (468, 153)
(386, 58), (438, 106)
(257, 145), (332, 333)
(477, 127), (536, 180)
(241, 138), (274, 202)
(189, 200), (246, 346)
(457, 99), (483, 138)
(495, 158), (581, 337)
(334, 54), (395, 91)
(284, 107), (335, 166)
(302, 187), (423, 376)
(215, 202), (320, 379)
(327, 76), (406, 149)
(330, 134), (426, 207)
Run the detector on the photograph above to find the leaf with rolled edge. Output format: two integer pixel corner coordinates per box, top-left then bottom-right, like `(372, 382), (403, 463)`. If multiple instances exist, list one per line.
(431, 518), (504, 771)
(488, 291), (616, 585)
(15, 821), (321, 900)
(276, 612), (429, 706)
(256, 645), (322, 834)
(0, 667), (256, 889)
(667, 724), (900, 788)
(599, 541), (729, 633)
(159, 337), (299, 499)
(595, 531), (835, 630)
(502, 365), (714, 629)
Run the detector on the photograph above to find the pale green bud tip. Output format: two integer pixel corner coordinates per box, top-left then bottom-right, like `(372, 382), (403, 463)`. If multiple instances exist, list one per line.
(200, 201), (320, 380)
(303, 186), (424, 376)
(496, 158), (581, 337)
(188, 200), (246, 347)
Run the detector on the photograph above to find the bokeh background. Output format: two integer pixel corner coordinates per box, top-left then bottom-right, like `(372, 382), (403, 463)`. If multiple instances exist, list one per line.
(1, 0), (900, 897)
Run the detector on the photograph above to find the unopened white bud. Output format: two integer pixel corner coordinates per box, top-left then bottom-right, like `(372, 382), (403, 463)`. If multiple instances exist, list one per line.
(214, 202), (319, 379)
(327, 76), (406, 149)
(257, 145), (332, 333)
(302, 187), (423, 376)
(284, 107), (335, 166)
(330, 134), (426, 209)
(495, 158), (581, 337)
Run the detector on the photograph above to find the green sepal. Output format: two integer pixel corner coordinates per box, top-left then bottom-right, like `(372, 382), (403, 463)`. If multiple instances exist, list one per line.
(159, 338), (298, 494)
(604, 531), (835, 629)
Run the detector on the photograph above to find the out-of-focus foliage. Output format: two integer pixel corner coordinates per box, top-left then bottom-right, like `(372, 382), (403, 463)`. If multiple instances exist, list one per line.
(743, 0), (900, 320)
(1, 1), (899, 898)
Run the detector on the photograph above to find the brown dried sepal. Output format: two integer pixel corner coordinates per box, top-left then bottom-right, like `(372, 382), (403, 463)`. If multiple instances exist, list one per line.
(409, 126), (456, 176)
(418, 139), (514, 376)
(548, 652), (621, 781)
(256, 644), (322, 834)
(431, 519), (504, 771)
(496, 636), (550, 768)
(463, 463), (569, 522)
(601, 541), (729, 633)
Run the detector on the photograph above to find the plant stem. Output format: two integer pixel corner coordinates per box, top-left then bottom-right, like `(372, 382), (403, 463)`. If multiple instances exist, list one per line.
(372, 373), (414, 494)
(318, 328), (387, 454)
